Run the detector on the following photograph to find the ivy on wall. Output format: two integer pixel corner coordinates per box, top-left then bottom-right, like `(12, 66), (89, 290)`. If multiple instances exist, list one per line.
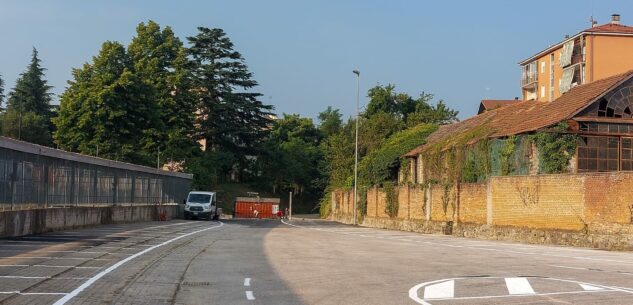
(384, 181), (398, 218)
(529, 123), (578, 174)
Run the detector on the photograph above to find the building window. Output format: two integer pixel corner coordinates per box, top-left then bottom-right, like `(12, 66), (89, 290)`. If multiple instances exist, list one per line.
(541, 85), (545, 98)
(541, 61), (545, 73)
(550, 54), (555, 100)
(622, 138), (633, 171)
(577, 136), (619, 172)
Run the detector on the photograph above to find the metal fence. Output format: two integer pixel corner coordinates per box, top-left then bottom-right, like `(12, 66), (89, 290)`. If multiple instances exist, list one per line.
(0, 137), (192, 210)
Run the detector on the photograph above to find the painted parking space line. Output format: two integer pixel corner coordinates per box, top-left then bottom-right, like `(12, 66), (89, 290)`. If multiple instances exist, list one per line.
(408, 276), (633, 305)
(245, 290), (255, 300)
(505, 277), (535, 295)
(244, 277), (251, 286)
(0, 291), (68, 295)
(423, 280), (454, 299)
(0, 256), (112, 260)
(52, 222), (225, 305)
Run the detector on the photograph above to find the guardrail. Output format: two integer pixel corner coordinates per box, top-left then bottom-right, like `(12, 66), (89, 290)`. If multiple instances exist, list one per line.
(0, 136), (192, 210)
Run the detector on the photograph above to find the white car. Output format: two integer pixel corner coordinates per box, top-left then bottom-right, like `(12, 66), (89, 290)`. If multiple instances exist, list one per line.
(184, 191), (219, 220)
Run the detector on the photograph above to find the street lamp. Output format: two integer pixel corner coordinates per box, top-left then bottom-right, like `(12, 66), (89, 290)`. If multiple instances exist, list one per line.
(352, 69), (360, 225)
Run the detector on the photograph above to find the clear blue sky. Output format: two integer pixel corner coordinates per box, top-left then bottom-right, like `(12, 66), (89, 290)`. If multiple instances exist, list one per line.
(0, 0), (630, 119)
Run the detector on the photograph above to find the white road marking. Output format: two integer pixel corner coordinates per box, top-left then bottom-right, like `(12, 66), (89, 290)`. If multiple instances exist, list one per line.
(0, 256), (111, 260)
(0, 275), (87, 280)
(245, 290), (255, 300)
(52, 222), (224, 305)
(581, 284), (605, 291)
(505, 277), (535, 295)
(244, 277), (251, 286)
(423, 280), (454, 299)
(0, 291), (67, 295)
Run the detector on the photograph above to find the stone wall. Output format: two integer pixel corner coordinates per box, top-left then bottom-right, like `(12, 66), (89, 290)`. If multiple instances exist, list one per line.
(331, 172), (633, 250)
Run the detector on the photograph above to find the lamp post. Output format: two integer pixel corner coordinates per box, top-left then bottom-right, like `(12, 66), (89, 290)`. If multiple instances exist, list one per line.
(352, 69), (360, 225)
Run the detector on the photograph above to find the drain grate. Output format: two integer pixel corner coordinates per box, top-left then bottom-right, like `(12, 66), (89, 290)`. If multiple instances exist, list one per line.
(182, 281), (211, 287)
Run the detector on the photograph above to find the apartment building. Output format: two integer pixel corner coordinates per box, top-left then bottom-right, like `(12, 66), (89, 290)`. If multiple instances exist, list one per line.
(520, 14), (633, 101)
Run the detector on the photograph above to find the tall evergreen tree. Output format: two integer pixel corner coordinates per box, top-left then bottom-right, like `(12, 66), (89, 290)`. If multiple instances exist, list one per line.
(7, 48), (53, 118)
(53, 41), (159, 164)
(1, 48), (54, 145)
(187, 27), (274, 157)
(128, 21), (198, 164)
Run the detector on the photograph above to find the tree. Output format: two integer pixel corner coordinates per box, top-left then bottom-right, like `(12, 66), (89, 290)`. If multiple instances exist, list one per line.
(128, 21), (198, 163)
(6, 48), (53, 118)
(187, 27), (274, 159)
(53, 41), (159, 164)
(318, 106), (342, 137)
(406, 99), (459, 127)
(2, 48), (54, 145)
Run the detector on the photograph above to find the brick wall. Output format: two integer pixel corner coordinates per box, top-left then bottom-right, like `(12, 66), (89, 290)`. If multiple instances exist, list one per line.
(334, 171), (633, 231)
(458, 183), (487, 224)
(491, 175), (585, 230)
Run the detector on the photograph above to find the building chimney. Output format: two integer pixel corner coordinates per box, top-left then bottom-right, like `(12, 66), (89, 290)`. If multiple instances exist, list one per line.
(611, 14), (621, 25)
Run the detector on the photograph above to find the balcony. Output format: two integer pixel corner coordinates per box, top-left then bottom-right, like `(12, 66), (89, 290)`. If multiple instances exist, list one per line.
(521, 72), (538, 87)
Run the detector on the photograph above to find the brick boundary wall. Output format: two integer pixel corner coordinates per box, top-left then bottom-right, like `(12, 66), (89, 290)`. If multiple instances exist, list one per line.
(0, 204), (182, 238)
(330, 172), (633, 250)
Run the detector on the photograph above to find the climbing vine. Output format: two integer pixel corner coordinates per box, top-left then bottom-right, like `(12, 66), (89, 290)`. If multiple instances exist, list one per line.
(384, 181), (398, 218)
(529, 122), (578, 174)
(499, 135), (517, 175)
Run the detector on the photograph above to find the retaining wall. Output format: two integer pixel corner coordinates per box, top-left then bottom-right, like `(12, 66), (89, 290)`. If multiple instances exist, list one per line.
(0, 204), (181, 238)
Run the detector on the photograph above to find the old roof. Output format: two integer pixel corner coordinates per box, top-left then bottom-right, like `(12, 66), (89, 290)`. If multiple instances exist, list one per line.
(585, 23), (633, 34)
(404, 70), (633, 157)
(478, 99), (519, 114)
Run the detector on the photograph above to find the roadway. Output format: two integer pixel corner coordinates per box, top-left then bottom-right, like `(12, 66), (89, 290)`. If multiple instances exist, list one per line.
(1, 219), (633, 304)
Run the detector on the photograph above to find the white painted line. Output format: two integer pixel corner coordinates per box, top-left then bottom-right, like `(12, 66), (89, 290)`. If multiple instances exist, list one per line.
(0, 256), (111, 261)
(52, 222), (224, 305)
(0, 275), (87, 280)
(0, 291), (68, 295)
(581, 284), (605, 291)
(245, 290), (255, 300)
(423, 280), (454, 299)
(505, 277), (535, 295)
(244, 277), (251, 286)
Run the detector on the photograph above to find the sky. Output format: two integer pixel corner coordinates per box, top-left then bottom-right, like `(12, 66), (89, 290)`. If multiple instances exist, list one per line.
(0, 0), (631, 120)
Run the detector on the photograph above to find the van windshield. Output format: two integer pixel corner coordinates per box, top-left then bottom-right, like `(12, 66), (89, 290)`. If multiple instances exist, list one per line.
(188, 194), (211, 203)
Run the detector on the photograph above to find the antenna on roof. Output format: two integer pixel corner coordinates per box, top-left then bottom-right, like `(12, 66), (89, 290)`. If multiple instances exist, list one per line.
(589, 15), (598, 27)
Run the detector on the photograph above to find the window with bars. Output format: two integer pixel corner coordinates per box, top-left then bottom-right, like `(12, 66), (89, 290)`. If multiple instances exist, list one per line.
(622, 138), (633, 171)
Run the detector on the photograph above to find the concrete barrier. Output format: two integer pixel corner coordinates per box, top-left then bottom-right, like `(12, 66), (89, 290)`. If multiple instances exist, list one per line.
(0, 204), (182, 238)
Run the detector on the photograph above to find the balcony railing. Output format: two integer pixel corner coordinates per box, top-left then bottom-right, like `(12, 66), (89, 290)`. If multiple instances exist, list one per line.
(521, 72), (538, 87)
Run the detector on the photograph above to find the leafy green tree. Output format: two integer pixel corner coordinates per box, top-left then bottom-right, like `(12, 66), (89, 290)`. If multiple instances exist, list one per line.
(1, 110), (51, 144)
(6, 48), (53, 118)
(53, 41), (159, 164)
(187, 27), (274, 159)
(320, 131), (354, 188)
(128, 21), (198, 163)
(261, 114), (323, 194)
(318, 106), (342, 137)
(406, 99), (459, 127)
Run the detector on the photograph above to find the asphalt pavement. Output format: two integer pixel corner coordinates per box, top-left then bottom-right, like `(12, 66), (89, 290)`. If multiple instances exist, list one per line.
(1, 218), (633, 305)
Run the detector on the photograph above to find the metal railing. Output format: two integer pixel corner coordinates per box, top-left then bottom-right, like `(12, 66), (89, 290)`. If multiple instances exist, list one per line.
(0, 137), (192, 210)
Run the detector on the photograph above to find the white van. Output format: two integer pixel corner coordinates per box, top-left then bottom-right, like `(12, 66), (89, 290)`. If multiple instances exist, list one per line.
(184, 191), (220, 220)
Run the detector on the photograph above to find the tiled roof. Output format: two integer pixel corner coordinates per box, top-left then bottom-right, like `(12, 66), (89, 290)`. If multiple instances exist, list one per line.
(584, 23), (633, 34)
(404, 71), (633, 157)
(478, 99), (519, 114)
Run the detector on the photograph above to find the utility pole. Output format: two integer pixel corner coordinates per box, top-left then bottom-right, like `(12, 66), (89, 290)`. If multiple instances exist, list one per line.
(352, 70), (360, 225)
(157, 146), (161, 170)
(289, 191), (293, 220)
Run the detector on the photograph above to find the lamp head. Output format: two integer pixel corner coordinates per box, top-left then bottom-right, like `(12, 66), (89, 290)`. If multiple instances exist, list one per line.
(352, 70), (360, 76)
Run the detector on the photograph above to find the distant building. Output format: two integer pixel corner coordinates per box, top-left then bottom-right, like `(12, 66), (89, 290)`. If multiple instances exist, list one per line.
(520, 14), (633, 101)
(477, 98), (519, 114)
